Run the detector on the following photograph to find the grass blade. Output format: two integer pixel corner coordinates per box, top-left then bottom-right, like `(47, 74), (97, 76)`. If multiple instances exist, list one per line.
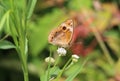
(27, 0), (37, 19)
(0, 10), (10, 32)
(65, 58), (88, 81)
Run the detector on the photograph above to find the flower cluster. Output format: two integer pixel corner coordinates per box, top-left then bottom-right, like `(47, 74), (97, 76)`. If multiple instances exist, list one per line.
(45, 47), (80, 64)
(57, 47), (67, 56)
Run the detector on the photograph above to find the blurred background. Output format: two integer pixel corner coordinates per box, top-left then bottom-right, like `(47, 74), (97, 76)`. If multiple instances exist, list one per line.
(0, 0), (120, 81)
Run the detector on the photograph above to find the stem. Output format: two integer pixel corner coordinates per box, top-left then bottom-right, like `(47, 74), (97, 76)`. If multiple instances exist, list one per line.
(65, 62), (74, 70)
(55, 58), (72, 81)
(46, 48), (52, 81)
(90, 26), (114, 65)
(0, 34), (9, 41)
(83, 13), (114, 65)
(46, 58), (51, 80)
(23, 61), (29, 81)
(24, 72), (29, 81)
(18, 46), (28, 81)
(17, 48), (29, 81)
(9, 0), (29, 81)
(22, 34), (29, 81)
(52, 56), (61, 70)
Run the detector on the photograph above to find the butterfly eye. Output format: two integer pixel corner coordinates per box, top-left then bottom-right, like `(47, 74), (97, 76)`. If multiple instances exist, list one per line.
(51, 37), (53, 39)
(62, 26), (66, 30)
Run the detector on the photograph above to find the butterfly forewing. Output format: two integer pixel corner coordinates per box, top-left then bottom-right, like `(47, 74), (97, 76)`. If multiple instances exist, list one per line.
(48, 19), (73, 48)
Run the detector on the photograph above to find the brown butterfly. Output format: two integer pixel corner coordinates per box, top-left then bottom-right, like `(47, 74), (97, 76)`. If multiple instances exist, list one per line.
(48, 19), (74, 48)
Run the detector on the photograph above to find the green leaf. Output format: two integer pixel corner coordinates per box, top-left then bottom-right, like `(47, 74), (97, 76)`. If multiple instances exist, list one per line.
(50, 66), (61, 76)
(65, 58), (88, 81)
(40, 66), (60, 81)
(27, 0), (37, 19)
(0, 40), (16, 49)
(0, 10), (10, 33)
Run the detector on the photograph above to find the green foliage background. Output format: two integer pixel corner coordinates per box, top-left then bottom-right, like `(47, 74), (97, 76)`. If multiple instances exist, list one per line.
(0, 0), (120, 81)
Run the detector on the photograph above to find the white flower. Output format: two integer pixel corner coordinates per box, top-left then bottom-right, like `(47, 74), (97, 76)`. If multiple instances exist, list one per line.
(45, 57), (55, 64)
(72, 54), (80, 62)
(57, 47), (67, 56)
(72, 55), (80, 59)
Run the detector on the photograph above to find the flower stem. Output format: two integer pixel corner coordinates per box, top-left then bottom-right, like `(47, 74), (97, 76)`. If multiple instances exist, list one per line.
(55, 57), (72, 81)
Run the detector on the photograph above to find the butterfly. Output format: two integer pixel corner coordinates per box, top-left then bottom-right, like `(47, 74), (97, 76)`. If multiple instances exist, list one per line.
(48, 19), (74, 48)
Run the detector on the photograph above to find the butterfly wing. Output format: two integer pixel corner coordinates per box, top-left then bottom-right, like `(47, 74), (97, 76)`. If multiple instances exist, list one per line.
(48, 19), (73, 47)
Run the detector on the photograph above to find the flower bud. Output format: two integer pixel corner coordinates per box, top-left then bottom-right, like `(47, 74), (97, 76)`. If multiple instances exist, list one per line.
(45, 57), (55, 64)
(57, 47), (67, 56)
(72, 54), (80, 62)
